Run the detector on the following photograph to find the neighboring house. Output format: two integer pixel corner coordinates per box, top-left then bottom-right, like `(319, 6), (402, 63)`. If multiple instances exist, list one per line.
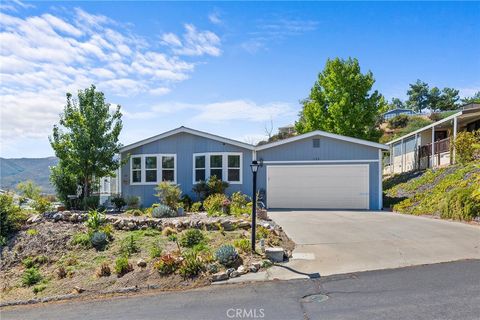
(384, 103), (480, 174)
(117, 126), (387, 210)
(277, 124), (296, 135)
(382, 108), (417, 120)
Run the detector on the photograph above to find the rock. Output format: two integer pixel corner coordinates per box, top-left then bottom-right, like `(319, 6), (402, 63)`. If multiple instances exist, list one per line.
(72, 286), (85, 294)
(248, 265), (258, 273)
(211, 272), (229, 282)
(237, 220), (250, 229)
(127, 222), (135, 230)
(252, 262), (261, 270)
(262, 223), (271, 229)
(237, 265), (247, 274)
(229, 271), (240, 278)
(137, 259), (147, 268)
(220, 220), (234, 231)
(53, 212), (63, 222)
(27, 214), (42, 224)
(265, 247), (284, 262)
(226, 268), (235, 276)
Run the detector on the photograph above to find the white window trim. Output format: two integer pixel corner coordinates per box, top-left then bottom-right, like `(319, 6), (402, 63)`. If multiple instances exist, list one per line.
(192, 152), (243, 185)
(130, 154), (177, 185)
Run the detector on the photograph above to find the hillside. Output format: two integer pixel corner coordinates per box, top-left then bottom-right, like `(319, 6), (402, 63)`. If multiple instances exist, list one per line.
(0, 157), (58, 194)
(383, 164), (480, 221)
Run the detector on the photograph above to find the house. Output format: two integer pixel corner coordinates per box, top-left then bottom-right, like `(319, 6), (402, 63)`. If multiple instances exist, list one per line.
(277, 124), (296, 135)
(382, 108), (417, 120)
(384, 103), (480, 174)
(117, 126), (387, 210)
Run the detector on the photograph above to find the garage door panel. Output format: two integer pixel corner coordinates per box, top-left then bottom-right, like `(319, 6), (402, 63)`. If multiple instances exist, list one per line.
(267, 165), (369, 209)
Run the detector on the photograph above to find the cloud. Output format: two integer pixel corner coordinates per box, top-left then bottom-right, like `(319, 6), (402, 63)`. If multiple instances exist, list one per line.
(208, 11), (222, 25)
(458, 86), (480, 98)
(0, 8), (221, 142)
(0, 0), (34, 12)
(161, 24), (221, 57)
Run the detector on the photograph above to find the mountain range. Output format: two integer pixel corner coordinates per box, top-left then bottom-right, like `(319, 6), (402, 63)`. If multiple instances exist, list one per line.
(0, 157), (58, 194)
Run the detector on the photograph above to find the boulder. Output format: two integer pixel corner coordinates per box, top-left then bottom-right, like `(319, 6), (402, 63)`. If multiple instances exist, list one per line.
(248, 265), (258, 273)
(53, 212), (63, 222)
(229, 271), (240, 278)
(220, 220), (235, 231)
(226, 268), (235, 277)
(265, 247), (284, 263)
(27, 214), (42, 224)
(237, 221), (251, 229)
(211, 272), (229, 282)
(137, 259), (147, 268)
(72, 286), (85, 294)
(237, 265), (247, 274)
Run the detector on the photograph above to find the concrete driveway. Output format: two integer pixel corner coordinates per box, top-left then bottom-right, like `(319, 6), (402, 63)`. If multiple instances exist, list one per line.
(234, 210), (479, 282)
(268, 210), (480, 278)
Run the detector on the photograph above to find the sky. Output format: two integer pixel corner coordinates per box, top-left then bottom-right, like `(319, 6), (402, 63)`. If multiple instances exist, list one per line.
(1, 1), (479, 158)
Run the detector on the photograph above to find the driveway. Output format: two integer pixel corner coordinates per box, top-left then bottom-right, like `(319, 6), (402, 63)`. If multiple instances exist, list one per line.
(235, 210), (480, 282)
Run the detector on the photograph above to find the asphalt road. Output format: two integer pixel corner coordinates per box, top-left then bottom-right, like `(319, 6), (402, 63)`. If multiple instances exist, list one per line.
(2, 260), (479, 320)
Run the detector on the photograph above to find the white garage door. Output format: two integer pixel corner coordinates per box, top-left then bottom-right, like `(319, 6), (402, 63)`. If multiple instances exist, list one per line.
(267, 164), (369, 209)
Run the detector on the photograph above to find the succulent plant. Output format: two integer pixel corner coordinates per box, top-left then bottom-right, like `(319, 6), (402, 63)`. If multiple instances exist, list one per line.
(151, 204), (177, 218)
(91, 231), (108, 250)
(215, 244), (238, 267)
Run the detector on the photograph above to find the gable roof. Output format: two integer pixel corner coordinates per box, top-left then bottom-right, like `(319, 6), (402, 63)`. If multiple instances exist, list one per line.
(120, 126), (255, 152)
(382, 108), (416, 115)
(256, 130), (388, 150)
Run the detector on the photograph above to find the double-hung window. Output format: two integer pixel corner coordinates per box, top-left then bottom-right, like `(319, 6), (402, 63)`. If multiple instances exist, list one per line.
(193, 152), (242, 184)
(130, 154), (176, 185)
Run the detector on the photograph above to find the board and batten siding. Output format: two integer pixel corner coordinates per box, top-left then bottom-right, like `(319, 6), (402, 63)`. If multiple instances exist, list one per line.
(120, 132), (253, 207)
(256, 135), (382, 210)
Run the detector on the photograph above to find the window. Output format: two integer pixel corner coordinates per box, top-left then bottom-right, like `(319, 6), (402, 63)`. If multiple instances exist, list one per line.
(130, 154), (176, 184)
(227, 155), (240, 182)
(162, 156), (175, 182)
(194, 155), (205, 182)
(193, 152), (242, 184)
(210, 155), (223, 180)
(132, 157), (142, 183)
(312, 138), (320, 148)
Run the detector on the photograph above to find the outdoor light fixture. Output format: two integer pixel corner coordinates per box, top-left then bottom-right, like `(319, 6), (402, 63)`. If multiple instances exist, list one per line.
(250, 159), (262, 252)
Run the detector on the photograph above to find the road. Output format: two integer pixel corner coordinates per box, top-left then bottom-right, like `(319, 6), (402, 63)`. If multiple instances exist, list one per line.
(2, 260), (479, 320)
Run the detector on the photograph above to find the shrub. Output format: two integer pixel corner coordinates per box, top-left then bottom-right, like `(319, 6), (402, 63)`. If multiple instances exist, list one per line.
(179, 251), (204, 278)
(22, 257), (35, 268)
(120, 235), (139, 256)
(395, 116), (433, 138)
(125, 209), (143, 216)
(192, 181), (209, 201)
(115, 256), (133, 277)
(453, 131), (480, 164)
(33, 255), (48, 265)
(22, 267), (42, 286)
(154, 254), (178, 275)
(151, 204), (177, 218)
(86, 209), (105, 231)
(57, 266), (67, 279)
(230, 192), (251, 215)
(206, 176), (229, 195)
(100, 224), (114, 240)
(126, 196), (140, 209)
(16, 180), (41, 200)
(190, 202), (202, 212)
(215, 244), (238, 267)
(26, 229), (38, 236)
(32, 197), (52, 213)
(96, 262), (111, 277)
(83, 196), (100, 210)
(168, 233), (178, 242)
(162, 227), (177, 237)
(33, 283), (47, 294)
(91, 231), (108, 250)
(0, 193), (28, 239)
(256, 225), (270, 239)
(233, 238), (251, 253)
(388, 114), (410, 129)
(204, 194), (229, 216)
(70, 232), (92, 248)
(150, 242), (163, 258)
(440, 186), (480, 221)
(111, 195), (126, 211)
(179, 229), (204, 248)
(180, 194), (193, 212)
(155, 182), (182, 210)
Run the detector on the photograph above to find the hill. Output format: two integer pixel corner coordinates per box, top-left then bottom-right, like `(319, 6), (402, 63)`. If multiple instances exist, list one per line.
(0, 157), (58, 194)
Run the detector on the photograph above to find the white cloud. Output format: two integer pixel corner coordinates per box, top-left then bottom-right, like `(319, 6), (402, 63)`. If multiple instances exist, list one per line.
(458, 86), (480, 98)
(161, 24), (221, 57)
(0, 8), (222, 143)
(208, 11), (222, 25)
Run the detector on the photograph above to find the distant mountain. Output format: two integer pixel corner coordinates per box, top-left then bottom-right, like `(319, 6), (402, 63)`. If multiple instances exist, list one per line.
(0, 157), (58, 194)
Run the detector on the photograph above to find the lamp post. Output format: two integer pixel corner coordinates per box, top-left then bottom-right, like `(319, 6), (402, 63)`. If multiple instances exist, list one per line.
(250, 160), (261, 253)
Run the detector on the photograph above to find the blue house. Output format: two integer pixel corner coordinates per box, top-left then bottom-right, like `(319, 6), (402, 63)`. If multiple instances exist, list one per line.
(382, 108), (417, 120)
(118, 127), (387, 210)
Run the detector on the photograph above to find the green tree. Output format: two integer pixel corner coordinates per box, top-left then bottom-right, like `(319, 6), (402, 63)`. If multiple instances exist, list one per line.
(295, 57), (386, 141)
(461, 91), (480, 104)
(49, 85), (123, 202)
(437, 87), (460, 111)
(49, 162), (79, 206)
(406, 80), (430, 112)
(427, 87), (442, 111)
(388, 98), (405, 110)
(16, 180), (41, 200)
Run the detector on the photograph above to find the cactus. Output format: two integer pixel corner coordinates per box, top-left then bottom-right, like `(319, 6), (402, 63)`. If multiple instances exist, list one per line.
(91, 231), (108, 250)
(151, 204), (177, 218)
(215, 244), (238, 267)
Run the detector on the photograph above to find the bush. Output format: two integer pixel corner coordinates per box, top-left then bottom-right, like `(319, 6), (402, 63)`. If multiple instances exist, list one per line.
(0, 193), (28, 239)
(26, 229), (38, 236)
(150, 242), (163, 258)
(215, 244), (238, 267)
(111, 195), (126, 211)
(453, 131), (480, 164)
(256, 225), (270, 239)
(22, 257), (35, 268)
(33, 283), (47, 294)
(57, 266), (67, 279)
(162, 227), (177, 237)
(207, 176), (229, 195)
(22, 267), (42, 286)
(388, 114), (410, 129)
(154, 254), (179, 275)
(179, 251), (204, 278)
(190, 202), (202, 212)
(120, 235), (139, 256)
(125, 209), (143, 216)
(126, 196), (140, 209)
(115, 256), (133, 277)
(155, 182), (182, 210)
(33, 197), (52, 213)
(151, 204), (177, 218)
(180, 194), (193, 212)
(96, 262), (111, 277)
(204, 194), (229, 216)
(91, 231), (108, 250)
(86, 209), (105, 231)
(395, 116), (433, 138)
(16, 180), (41, 200)
(230, 192), (251, 215)
(179, 229), (204, 248)
(83, 196), (100, 210)
(233, 238), (251, 253)
(440, 186), (480, 221)
(70, 232), (92, 248)
(33, 255), (48, 265)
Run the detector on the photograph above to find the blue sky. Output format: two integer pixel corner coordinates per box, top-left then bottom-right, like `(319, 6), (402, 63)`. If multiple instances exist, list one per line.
(1, 1), (479, 158)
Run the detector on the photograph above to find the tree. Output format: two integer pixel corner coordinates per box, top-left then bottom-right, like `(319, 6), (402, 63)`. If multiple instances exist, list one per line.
(427, 87), (442, 111)
(461, 91), (480, 104)
(295, 57), (386, 142)
(49, 85), (123, 202)
(389, 98), (405, 110)
(49, 162), (79, 207)
(437, 87), (460, 111)
(406, 80), (429, 112)
(16, 180), (41, 200)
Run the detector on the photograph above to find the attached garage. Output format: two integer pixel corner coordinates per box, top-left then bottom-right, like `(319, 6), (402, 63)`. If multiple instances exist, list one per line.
(255, 130), (388, 210)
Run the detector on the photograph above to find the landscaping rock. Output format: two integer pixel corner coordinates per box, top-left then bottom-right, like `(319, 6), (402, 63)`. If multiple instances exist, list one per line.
(229, 271), (240, 278)
(226, 268), (235, 277)
(72, 286), (85, 294)
(265, 247), (284, 262)
(27, 214), (42, 224)
(137, 259), (147, 268)
(211, 272), (229, 282)
(53, 213), (63, 222)
(237, 220), (250, 229)
(237, 265), (247, 274)
(252, 262), (261, 270)
(220, 220), (234, 231)
(248, 265), (258, 273)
